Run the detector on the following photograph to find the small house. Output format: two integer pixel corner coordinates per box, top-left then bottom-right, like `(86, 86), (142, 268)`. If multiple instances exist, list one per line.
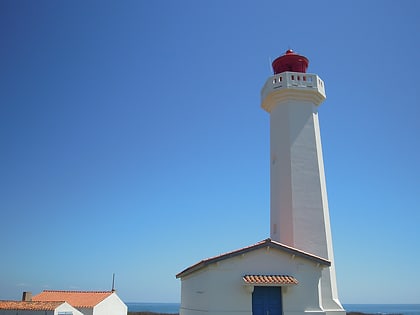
(32, 290), (127, 315)
(0, 300), (83, 315)
(176, 239), (332, 315)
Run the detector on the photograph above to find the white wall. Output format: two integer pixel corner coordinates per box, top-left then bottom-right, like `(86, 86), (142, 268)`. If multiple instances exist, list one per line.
(261, 71), (344, 314)
(180, 247), (325, 315)
(94, 293), (127, 315)
(55, 302), (84, 315)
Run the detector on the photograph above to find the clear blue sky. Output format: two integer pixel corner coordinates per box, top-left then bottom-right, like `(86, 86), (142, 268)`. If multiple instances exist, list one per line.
(1, 0), (419, 304)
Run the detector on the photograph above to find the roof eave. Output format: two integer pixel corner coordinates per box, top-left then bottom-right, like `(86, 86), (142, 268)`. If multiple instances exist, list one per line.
(176, 238), (331, 279)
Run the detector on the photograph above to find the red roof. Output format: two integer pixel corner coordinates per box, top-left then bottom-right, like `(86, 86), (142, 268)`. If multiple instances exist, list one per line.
(176, 238), (330, 278)
(243, 275), (298, 285)
(33, 290), (113, 308)
(0, 300), (64, 311)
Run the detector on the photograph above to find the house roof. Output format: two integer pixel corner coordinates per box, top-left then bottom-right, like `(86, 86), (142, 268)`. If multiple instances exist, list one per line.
(243, 275), (298, 285)
(0, 300), (64, 311)
(176, 238), (330, 279)
(33, 290), (114, 308)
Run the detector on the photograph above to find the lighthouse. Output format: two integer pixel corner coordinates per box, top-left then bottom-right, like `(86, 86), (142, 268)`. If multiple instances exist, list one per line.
(177, 50), (345, 315)
(261, 49), (344, 313)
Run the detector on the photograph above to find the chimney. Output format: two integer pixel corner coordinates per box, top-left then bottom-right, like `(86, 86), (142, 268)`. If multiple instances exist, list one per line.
(22, 292), (32, 301)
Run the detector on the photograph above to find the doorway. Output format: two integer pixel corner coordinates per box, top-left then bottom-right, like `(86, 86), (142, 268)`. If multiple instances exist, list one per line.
(252, 286), (282, 315)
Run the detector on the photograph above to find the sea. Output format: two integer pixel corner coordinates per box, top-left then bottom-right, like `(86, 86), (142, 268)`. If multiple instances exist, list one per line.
(127, 303), (180, 313)
(343, 305), (420, 315)
(126, 303), (420, 315)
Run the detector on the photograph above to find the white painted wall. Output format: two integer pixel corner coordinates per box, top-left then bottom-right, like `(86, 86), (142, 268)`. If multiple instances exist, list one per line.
(180, 247), (325, 315)
(261, 71), (344, 315)
(55, 302), (84, 315)
(269, 99), (329, 257)
(93, 293), (127, 315)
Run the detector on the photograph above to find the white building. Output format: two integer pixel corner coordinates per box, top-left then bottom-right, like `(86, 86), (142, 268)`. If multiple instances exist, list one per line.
(32, 290), (127, 315)
(0, 300), (83, 315)
(177, 239), (332, 315)
(177, 50), (345, 315)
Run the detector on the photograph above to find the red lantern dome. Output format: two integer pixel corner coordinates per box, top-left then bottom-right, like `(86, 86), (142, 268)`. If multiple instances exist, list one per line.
(272, 49), (309, 74)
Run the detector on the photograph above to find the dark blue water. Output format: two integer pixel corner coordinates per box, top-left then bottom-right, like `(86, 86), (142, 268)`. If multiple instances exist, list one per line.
(127, 303), (420, 315)
(126, 303), (180, 313)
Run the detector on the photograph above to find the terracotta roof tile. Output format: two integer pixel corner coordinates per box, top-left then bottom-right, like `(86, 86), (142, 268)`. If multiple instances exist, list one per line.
(33, 290), (113, 308)
(243, 275), (298, 285)
(0, 300), (64, 311)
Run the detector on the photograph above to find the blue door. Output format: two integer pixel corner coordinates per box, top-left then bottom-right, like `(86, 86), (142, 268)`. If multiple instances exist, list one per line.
(252, 286), (282, 315)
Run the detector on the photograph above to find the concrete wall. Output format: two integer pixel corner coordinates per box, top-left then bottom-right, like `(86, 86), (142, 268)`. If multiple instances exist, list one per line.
(180, 247), (324, 315)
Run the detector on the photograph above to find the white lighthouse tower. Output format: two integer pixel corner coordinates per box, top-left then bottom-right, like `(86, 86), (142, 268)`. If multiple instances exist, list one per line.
(177, 50), (346, 315)
(261, 49), (345, 314)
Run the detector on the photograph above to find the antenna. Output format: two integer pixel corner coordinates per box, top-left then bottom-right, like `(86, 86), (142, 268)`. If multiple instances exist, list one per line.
(111, 273), (115, 292)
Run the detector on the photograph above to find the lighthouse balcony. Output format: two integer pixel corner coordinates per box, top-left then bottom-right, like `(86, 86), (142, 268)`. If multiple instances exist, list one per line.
(261, 72), (326, 111)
